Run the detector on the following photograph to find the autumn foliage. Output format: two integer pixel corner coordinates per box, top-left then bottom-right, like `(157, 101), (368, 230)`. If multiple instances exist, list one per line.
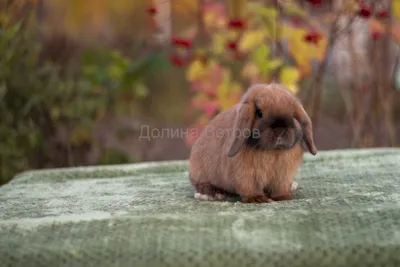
(157, 0), (400, 147)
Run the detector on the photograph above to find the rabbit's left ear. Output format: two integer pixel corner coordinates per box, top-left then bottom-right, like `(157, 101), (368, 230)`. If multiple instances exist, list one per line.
(294, 104), (317, 155)
(227, 103), (255, 157)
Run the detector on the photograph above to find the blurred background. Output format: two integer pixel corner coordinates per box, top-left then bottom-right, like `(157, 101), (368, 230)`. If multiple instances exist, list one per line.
(1, 0), (400, 185)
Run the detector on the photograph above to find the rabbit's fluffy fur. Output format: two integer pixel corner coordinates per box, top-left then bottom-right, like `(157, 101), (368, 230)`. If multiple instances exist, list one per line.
(189, 83), (317, 203)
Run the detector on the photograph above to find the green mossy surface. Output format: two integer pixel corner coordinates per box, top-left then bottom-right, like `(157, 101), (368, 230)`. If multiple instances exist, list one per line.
(1, 148), (400, 267)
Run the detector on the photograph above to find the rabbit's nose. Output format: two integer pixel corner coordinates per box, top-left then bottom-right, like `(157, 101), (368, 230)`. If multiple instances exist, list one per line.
(274, 128), (287, 137)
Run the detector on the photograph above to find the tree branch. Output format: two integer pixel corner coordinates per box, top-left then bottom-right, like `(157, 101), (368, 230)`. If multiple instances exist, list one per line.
(306, 8), (356, 127)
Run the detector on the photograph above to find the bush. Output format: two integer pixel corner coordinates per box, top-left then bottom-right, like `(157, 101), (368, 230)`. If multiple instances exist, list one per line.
(0, 7), (165, 185)
(0, 12), (90, 183)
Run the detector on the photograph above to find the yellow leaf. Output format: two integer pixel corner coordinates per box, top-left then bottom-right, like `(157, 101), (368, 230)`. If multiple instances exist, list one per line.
(212, 34), (228, 55)
(216, 70), (229, 94)
(186, 60), (206, 81)
(280, 66), (300, 94)
(247, 3), (278, 20)
(186, 58), (217, 81)
(280, 66), (300, 84)
(220, 83), (242, 110)
(239, 29), (267, 52)
(216, 69), (243, 110)
(286, 27), (327, 76)
(265, 59), (283, 71)
(280, 24), (296, 39)
(225, 82), (242, 109)
(216, 69), (231, 98)
(393, 0), (400, 21)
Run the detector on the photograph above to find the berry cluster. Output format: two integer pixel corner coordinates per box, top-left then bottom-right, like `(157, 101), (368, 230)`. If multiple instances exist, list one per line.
(147, 4), (194, 67)
(355, 1), (390, 41)
(169, 36), (194, 67)
(302, 0), (391, 44)
(225, 18), (246, 59)
(357, 2), (389, 19)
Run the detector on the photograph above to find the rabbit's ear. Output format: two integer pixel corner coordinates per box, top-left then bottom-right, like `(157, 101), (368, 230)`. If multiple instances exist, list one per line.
(227, 103), (255, 157)
(294, 104), (317, 155)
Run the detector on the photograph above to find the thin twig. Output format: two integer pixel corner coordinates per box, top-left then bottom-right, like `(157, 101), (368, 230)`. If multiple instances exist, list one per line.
(335, 16), (357, 37)
(391, 50), (400, 89)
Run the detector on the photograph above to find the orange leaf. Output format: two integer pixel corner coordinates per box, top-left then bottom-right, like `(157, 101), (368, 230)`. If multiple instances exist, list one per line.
(368, 18), (386, 33)
(391, 24), (400, 44)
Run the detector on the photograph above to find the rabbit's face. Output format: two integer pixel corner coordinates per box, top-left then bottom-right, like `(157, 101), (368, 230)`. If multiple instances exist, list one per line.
(227, 84), (317, 157)
(247, 113), (303, 150)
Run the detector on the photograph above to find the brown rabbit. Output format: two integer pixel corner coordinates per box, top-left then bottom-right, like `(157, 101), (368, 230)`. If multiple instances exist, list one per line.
(189, 83), (317, 204)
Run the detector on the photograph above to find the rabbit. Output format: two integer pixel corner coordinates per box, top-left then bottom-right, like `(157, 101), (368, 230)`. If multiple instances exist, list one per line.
(188, 83), (317, 204)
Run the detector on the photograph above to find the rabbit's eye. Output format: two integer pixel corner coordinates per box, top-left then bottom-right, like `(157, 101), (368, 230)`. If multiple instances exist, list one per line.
(255, 107), (263, 118)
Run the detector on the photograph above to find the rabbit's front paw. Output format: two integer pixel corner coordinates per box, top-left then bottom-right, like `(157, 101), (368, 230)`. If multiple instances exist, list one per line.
(290, 181), (298, 192)
(194, 192), (227, 201)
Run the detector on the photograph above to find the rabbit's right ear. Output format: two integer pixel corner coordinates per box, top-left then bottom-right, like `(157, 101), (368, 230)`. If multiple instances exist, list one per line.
(227, 103), (255, 157)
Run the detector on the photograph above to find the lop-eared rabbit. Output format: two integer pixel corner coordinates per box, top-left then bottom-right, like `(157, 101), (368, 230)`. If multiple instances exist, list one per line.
(189, 83), (317, 203)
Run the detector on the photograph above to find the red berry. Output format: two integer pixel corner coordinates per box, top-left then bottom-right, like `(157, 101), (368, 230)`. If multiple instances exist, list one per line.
(171, 36), (192, 48)
(371, 31), (381, 40)
(147, 6), (157, 15)
(226, 41), (237, 50)
(307, 0), (322, 6)
(169, 54), (186, 67)
(358, 4), (372, 18)
(303, 31), (322, 45)
(228, 19), (245, 29)
(375, 10), (389, 19)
